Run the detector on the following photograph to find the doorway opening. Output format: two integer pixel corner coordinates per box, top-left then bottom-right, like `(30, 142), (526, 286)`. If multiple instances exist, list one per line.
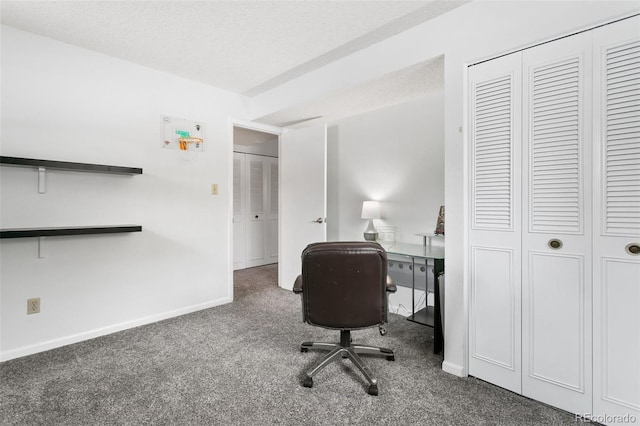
(232, 125), (280, 294)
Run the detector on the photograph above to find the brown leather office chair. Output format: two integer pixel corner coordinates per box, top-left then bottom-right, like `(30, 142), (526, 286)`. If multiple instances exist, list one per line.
(293, 241), (397, 396)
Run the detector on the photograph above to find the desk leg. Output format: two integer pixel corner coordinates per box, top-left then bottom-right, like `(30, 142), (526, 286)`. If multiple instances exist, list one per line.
(433, 259), (445, 355)
(411, 257), (415, 320)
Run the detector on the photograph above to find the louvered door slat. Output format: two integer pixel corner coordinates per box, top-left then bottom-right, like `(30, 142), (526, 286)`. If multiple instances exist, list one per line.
(608, 99), (640, 111)
(608, 61), (640, 75)
(270, 163), (278, 214)
(607, 125), (640, 136)
(530, 57), (582, 233)
(607, 57), (640, 72)
(535, 87), (580, 101)
(534, 115), (579, 125)
(476, 88), (511, 101)
(607, 141), (640, 151)
(533, 104), (579, 116)
(607, 84), (640, 97)
(233, 152), (247, 270)
(473, 75), (513, 230)
(249, 160), (264, 214)
(607, 91), (640, 105)
(604, 41), (640, 234)
(233, 158), (242, 215)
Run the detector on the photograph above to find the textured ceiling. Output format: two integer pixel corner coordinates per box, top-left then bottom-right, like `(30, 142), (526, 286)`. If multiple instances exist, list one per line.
(1, 1), (467, 130)
(1, 0), (464, 97)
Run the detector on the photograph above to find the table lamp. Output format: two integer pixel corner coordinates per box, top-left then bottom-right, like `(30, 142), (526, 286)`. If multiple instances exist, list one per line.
(361, 201), (381, 241)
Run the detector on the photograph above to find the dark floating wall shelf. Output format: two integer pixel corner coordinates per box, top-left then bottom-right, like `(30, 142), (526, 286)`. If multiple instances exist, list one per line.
(0, 156), (143, 175)
(1, 156), (143, 250)
(0, 225), (142, 239)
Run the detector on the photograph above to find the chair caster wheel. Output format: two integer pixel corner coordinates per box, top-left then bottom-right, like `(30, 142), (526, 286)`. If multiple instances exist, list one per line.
(386, 355), (395, 361)
(303, 377), (313, 388)
(367, 384), (378, 396)
(300, 347), (308, 353)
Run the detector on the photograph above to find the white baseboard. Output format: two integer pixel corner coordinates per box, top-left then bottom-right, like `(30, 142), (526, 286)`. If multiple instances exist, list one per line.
(442, 360), (466, 377)
(0, 297), (231, 362)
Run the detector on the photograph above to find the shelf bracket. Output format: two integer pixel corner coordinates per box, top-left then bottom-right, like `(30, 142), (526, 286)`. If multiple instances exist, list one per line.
(38, 167), (46, 194)
(38, 237), (46, 258)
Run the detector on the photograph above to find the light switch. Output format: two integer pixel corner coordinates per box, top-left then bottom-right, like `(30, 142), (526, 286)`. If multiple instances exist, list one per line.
(211, 184), (218, 195)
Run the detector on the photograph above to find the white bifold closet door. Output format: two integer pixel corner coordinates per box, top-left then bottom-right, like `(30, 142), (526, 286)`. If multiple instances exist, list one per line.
(521, 31), (593, 415)
(468, 52), (523, 394)
(592, 17), (640, 422)
(246, 155), (267, 267)
(469, 15), (640, 423)
(234, 153), (279, 270)
(246, 154), (278, 268)
(233, 152), (247, 270)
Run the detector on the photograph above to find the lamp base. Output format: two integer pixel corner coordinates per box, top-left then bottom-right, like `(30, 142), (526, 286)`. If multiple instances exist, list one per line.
(363, 231), (378, 241)
(363, 219), (378, 241)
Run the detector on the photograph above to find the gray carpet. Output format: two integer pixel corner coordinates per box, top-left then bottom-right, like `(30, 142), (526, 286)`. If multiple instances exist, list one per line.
(0, 264), (576, 425)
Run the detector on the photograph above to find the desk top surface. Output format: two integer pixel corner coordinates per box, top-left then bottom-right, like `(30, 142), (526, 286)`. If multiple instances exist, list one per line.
(381, 241), (444, 260)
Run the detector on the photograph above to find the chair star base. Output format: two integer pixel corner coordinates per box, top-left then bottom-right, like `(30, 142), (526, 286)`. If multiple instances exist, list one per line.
(300, 330), (395, 396)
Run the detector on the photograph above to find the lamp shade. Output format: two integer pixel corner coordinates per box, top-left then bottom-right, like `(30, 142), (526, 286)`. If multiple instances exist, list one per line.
(361, 201), (381, 219)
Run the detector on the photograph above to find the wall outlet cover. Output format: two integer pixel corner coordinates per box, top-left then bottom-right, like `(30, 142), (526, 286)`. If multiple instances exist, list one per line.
(27, 297), (40, 314)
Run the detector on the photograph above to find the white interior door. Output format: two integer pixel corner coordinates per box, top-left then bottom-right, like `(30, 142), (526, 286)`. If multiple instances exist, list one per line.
(521, 32), (593, 415)
(279, 124), (327, 291)
(592, 16), (640, 423)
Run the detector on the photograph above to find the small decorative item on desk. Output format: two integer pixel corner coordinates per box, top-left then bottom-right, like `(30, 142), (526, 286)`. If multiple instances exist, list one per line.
(435, 206), (445, 235)
(376, 226), (397, 248)
(416, 206), (445, 247)
(361, 201), (381, 241)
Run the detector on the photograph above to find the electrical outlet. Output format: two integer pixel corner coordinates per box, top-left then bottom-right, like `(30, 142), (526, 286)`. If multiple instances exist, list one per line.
(27, 297), (40, 315)
(211, 183), (218, 195)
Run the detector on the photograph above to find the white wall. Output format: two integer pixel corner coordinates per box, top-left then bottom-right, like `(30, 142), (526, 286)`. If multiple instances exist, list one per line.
(0, 26), (249, 360)
(251, 1), (640, 377)
(326, 94), (444, 315)
(327, 94), (444, 243)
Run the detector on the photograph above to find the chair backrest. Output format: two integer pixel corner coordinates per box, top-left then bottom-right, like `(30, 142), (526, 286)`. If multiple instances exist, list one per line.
(301, 241), (388, 330)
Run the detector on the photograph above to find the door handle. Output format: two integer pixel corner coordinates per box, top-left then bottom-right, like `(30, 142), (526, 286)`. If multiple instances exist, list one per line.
(626, 243), (640, 256)
(548, 239), (563, 250)
(312, 218), (325, 224)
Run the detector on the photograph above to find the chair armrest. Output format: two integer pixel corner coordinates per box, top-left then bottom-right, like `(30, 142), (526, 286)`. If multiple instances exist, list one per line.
(293, 275), (304, 294)
(386, 275), (397, 293)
